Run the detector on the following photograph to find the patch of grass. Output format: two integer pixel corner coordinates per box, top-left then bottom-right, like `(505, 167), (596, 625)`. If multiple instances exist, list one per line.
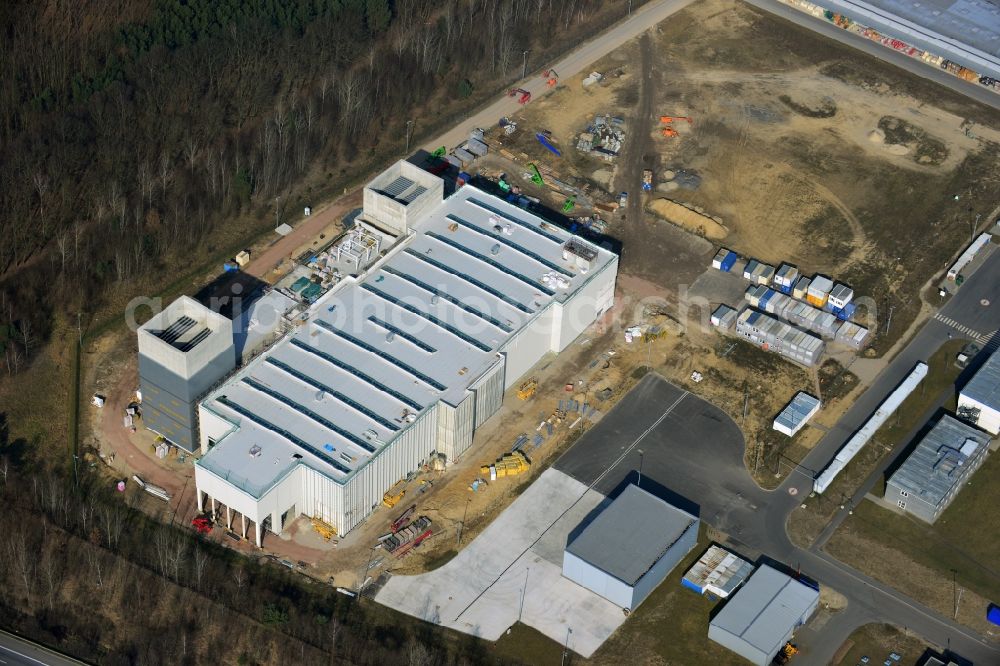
(832, 623), (929, 666)
(422, 548), (458, 571)
(877, 116), (948, 166)
(818, 359), (859, 403)
(489, 530), (752, 665)
(778, 94), (836, 118)
(789, 339), (967, 547)
(835, 448), (1000, 604)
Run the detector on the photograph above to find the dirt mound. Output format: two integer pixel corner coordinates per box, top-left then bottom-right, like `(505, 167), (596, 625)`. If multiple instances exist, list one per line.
(647, 198), (728, 239)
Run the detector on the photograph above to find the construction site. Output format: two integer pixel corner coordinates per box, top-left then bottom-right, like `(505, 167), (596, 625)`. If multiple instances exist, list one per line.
(77, 0), (1000, 664)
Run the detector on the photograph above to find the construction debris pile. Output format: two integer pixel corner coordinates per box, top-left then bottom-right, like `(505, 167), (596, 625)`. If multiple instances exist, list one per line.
(576, 114), (626, 160)
(481, 451), (530, 480)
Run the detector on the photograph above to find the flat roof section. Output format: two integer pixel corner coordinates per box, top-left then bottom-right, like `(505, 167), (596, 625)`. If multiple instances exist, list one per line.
(961, 348), (1000, 410)
(822, 0), (1000, 78)
(199, 184), (617, 496)
(566, 484), (697, 586)
(710, 565), (819, 658)
(888, 414), (991, 507)
(774, 392), (821, 435)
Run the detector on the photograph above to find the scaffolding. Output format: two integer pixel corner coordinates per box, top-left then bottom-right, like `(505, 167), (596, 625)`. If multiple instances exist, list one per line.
(334, 227), (382, 273)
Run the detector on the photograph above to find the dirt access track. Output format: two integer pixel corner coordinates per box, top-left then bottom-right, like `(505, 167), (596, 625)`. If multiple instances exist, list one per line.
(502, 0), (1000, 360)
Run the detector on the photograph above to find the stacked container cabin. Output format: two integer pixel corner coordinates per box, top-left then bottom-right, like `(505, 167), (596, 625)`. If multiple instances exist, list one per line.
(711, 304), (737, 329)
(743, 259), (760, 281)
(752, 263), (775, 286)
(835, 322), (870, 350)
(792, 276), (812, 301)
(773, 264), (799, 295)
(712, 248), (738, 272)
(735, 308), (824, 366)
(806, 275), (834, 308)
(826, 283), (855, 320)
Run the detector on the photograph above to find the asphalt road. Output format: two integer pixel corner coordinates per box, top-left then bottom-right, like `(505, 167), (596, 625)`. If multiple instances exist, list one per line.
(0, 631), (85, 666)
(745, 0), (1000, 112)
(557, 372), (1000, 665)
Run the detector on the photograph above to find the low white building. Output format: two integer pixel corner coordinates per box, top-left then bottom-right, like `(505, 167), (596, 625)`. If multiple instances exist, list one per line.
(958, 349), (1000, 435)
(194, 164), (619, 544)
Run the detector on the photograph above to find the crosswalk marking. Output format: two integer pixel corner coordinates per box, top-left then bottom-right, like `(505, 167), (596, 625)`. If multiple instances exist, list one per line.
(933, 313), (987, 340)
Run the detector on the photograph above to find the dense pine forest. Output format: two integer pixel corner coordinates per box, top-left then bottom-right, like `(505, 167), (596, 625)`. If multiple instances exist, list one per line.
(0, 0), (636, 662)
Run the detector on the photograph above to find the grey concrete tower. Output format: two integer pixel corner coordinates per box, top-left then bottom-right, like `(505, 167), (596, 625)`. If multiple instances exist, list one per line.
(137, 296), (235, 452)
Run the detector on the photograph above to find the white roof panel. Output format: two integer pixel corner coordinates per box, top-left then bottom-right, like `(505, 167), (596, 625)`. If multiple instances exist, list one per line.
(198, 185), (617, 495)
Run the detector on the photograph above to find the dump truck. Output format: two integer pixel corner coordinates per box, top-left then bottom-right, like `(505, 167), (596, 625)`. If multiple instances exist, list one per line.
(642, 169), (653, 191)
(382, 484), (405, 508)
(517, 378), (538, 400)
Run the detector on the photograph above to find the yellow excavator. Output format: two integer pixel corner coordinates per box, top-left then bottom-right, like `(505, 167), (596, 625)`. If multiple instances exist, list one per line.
(517, 378), (538, 400)
(775, 642), (798, 664)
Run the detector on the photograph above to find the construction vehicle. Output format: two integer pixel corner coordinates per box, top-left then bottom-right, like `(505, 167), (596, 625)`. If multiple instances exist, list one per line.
(562, 196), (576, 213)
(619, 191), (628, 207)
(660, 115), (692, 125)
(391, 504), (416, 532)
(642, 169), (653, 191)
(508, 88), (531, 104)
(311, 516), (337, 541)
(775, 642), (798, 664)
(480, 450), (530, 480)
(528, 163), (544, 186)
(498, 173), (512, 193)
(543, 69), (559, 87)
(382, 483), (405, 508)
(662, 126), (679, 138)
(191, 516), (213, 534)
(517, 378), (538, 400)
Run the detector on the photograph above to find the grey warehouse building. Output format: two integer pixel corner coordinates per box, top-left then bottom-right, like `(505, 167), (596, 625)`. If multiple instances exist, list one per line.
(562, 484), (698, 612)
(708, 564), (819, 666)
(885, 414), (991, 523)
(958, 348), (1000, 436)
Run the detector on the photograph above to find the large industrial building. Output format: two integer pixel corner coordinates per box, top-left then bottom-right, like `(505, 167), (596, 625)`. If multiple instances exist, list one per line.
(958, 348), (1000, 435)
(193, 163), (619, 544)
(885, 414), (991, 523)
(781, 0), (1000, 81)
(708, 564), (820, 666)
(562, 484), (698, 612)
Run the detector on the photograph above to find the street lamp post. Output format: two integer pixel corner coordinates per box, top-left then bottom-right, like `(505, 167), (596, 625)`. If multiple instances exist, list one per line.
(405, 119), (414, 154)
(521, 50), (529, 80)
(637, 449), (644, 488)
(561, 627), (573, 666)
(457, 497), (471, 547)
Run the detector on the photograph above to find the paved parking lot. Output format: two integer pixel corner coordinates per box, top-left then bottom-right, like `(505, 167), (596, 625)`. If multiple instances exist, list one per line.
(376, 468), (626, 657)
(377, 374), (755, 657)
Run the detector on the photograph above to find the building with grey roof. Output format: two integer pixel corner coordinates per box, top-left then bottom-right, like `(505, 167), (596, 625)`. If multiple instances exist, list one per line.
(708, 564), (819, 666)
(562, 484), (698, 611)
(885, 414), (991, 523)
(958, 348), (1000, 435)
(773, 392), (821, 436)
(193, 162), (619, 545)
(817, 0), (1000, 80)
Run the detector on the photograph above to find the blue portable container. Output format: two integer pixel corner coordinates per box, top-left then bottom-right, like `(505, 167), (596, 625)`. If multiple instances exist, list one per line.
(987, 603), (1000, 626)
(779, 284), (792, 295)
(720, 252), (737, 272)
